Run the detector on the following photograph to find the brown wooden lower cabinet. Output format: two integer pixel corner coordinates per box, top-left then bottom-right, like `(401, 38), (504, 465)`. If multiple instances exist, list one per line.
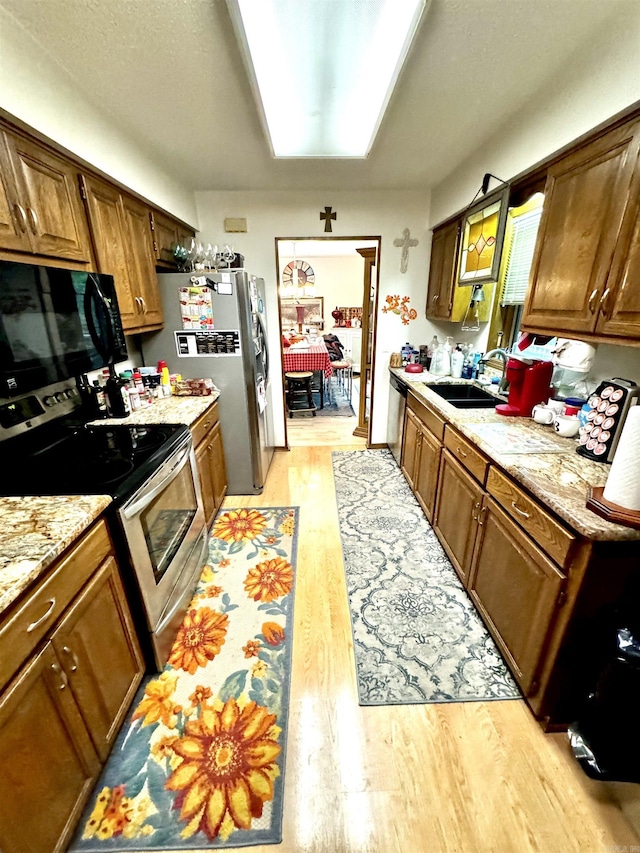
(433, 448), (483, 585)
(193, 403), (228, 528)
(397, 389), (640, 727)
(468, 496), (565, 696)
(0, 520), (144, 853)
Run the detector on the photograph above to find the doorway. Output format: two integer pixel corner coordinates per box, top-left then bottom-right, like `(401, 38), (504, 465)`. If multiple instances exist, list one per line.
(275, 236), (380, 447)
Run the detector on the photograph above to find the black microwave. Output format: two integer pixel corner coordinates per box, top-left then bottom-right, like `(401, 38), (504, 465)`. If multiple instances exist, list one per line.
(0, 260), (129, 397)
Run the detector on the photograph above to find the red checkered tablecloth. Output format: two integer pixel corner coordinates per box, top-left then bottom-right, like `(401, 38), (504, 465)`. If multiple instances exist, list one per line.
(283, 340), (333, 378)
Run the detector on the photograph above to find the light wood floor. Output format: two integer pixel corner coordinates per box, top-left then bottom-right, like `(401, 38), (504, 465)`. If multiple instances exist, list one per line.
(220, 416), (640, 852)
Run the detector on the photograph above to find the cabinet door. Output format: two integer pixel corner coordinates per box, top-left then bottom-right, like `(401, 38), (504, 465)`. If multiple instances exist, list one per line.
(433, 449), (483, 585)
(0, 644), (100, 853)
(0, 130), (32, 251)
(468, 497), (565, 695)
(426, 219), (460, 319)
(400, 408), (420, 489)
(210, 422), (228, 513)
(195, 436), (216, 529)
(414, 426), (441, 523)
(522, 120), (640, 336)
(121, 195), (163, 331)
(597, 179), (640, 339)
(6, 132), (92, 262)
(81, 174), (137, 328)
(51, 556), (144, 762)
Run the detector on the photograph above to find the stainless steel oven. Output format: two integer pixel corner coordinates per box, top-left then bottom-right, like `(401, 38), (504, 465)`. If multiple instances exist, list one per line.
(117, 430), (207, 667)
(0, 378), (208, 671)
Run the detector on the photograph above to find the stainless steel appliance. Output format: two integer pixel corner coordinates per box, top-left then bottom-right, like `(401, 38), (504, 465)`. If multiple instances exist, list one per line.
(387, 371), (407, 464)
(141, 271), (274, 494)
(0, 379), (207, 670)
(0, 260), (128, 397)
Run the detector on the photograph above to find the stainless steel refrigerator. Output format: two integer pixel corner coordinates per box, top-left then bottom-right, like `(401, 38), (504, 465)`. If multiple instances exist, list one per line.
(142, 271), (275, 495)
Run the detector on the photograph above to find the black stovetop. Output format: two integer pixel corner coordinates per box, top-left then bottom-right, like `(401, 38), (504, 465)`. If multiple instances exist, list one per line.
(0, 416), (190, 505)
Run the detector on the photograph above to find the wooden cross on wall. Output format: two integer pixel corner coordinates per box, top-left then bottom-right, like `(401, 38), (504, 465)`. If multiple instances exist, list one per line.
(393, 228), (418, 273)
(320, 206), (336, 233)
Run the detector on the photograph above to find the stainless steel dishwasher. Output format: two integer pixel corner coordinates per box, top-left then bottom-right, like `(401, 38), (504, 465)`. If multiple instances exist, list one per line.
(387, 372), (408, 464)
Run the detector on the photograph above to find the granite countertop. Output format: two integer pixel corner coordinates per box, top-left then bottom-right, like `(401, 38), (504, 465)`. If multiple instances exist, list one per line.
(0, 395), (220, 617)
(0, 495), (112, 615)
(91, 391), (219, 428)
(391, 368), (640, 542)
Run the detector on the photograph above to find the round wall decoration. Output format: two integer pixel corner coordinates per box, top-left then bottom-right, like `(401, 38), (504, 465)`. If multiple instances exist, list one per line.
(282, 260), (315, 287)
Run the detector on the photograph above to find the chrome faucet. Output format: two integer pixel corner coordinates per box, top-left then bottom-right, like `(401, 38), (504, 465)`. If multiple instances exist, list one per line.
(480, 348), (509, 393)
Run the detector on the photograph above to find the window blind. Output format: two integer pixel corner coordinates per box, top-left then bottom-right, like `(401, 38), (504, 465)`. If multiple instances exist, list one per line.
(500, 208), (543, 305)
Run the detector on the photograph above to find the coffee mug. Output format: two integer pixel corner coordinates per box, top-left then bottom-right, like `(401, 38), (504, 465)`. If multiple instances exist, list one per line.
(553, 414), (580, 437)
(547, 398), (566, 414)
(532, 404), (555, 425)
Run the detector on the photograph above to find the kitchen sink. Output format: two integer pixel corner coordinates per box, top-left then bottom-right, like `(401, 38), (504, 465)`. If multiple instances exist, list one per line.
(425, 383), (501, 408)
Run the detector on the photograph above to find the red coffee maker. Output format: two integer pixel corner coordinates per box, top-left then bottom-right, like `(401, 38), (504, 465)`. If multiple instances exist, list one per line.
(496, 357), (554, 417)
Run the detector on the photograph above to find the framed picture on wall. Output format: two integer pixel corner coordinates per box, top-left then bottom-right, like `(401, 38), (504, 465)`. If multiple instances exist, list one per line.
(281, 297), (324, 329)
(457, 184), (510, 286)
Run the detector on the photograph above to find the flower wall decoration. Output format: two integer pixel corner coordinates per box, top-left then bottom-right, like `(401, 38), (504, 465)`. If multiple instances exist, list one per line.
(382, 295), (418, 325)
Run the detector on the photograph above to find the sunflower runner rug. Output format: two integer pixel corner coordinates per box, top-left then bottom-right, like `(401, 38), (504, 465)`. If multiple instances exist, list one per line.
(332, 450), (520, 705)
(70, 507), (298, 851)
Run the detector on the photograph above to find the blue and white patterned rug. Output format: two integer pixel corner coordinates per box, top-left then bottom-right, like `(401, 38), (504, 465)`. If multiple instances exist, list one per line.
(332, 449), (521, 705)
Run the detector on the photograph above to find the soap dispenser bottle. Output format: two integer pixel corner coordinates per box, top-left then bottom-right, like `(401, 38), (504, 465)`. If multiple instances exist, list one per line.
(451, 344), (464, 379)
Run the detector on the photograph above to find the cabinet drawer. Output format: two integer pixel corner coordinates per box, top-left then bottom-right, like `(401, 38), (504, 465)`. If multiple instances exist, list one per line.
(191, 402), (220, 448)
(0, 519), (111, 690)
(444, 426), (488, 485)
(487, 467), (575, 568)
(407, 392), (445, 441)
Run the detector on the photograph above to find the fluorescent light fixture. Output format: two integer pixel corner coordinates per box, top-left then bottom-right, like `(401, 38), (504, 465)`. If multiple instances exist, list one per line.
(227, 0), (426, 158)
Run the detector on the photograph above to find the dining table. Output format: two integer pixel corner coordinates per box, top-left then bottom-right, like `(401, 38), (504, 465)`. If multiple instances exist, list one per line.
(282, 337), (333, 409)
(282, 337), (334, 379)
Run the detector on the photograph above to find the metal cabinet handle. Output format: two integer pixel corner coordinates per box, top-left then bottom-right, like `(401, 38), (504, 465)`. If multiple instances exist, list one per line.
(477, 506), (487, 526)
(140, 296), (147, 314)
(26, 597), (56, 632)
(26, 207), (38, 235)
(456, 446), (468, 458)
(599, 287), (611, 318)
(13, 203), (28, 232)
(472, 501), (481, 522)
(432, 294), (439, 303)
(511, 501), (530, 519)
(62, 645), (79, 672)
(51, 662), (68, 690)
(588, 288), (599, 314)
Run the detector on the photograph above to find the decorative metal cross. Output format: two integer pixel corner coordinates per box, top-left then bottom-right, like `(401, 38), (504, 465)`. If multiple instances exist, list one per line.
(320, 206), (337, 233)
(393, 228), (419, 273)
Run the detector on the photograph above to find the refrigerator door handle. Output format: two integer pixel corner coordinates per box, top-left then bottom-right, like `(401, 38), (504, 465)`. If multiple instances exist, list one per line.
(257, 312), (269, 383)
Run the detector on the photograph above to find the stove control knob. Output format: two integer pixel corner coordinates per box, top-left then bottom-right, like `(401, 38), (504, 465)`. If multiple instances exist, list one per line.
(54, 392), (66, 403)
(66, 387), (77, 398)
(43, 395), (56, 407)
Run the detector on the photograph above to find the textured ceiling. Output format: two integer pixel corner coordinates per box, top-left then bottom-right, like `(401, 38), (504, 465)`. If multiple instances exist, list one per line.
(0, 0), (631, 192)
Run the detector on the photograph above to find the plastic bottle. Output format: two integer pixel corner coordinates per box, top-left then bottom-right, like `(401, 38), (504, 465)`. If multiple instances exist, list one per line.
(451, 345), (464, 379)
(401, 342), (413, 366)
(132, 370), (144, 394)
(431, 339), (449, 376)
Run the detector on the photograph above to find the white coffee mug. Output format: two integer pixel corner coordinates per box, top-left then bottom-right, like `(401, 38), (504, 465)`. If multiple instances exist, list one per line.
(547, 398), (566, 414)
(553, 414), (580, 437)
(532, 404), (555, 425)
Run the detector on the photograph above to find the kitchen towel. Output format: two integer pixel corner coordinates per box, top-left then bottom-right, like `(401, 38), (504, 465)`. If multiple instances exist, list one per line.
(603, 406), (640, 510)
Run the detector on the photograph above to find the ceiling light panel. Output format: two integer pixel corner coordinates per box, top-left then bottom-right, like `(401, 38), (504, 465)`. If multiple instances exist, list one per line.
(228, 0), (426, 158)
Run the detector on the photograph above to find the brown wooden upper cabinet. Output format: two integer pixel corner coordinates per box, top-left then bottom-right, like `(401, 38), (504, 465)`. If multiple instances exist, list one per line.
(81, 174), (163, 333)
(150, 209), (195, 268)
(521, 118), (640, 343)
(426, 218), (461, 320)
(0, 128), (91, 262)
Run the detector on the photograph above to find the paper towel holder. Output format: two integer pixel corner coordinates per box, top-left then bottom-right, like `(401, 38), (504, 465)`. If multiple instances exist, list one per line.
(586, 487), (640, 530)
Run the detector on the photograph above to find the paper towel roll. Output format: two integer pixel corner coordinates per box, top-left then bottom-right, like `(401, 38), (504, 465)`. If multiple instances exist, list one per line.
(603, 405), (640, 510)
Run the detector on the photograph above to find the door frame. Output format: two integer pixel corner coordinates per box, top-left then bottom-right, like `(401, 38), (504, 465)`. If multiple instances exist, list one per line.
(274, 235), (381, 448)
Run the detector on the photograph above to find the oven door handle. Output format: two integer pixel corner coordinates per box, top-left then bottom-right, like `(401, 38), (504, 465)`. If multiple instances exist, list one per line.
(122, 444), (192, 519)
(156, 531), (209, 635)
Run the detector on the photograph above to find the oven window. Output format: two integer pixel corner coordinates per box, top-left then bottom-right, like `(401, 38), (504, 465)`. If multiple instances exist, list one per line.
(140, 461), (198, 582)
